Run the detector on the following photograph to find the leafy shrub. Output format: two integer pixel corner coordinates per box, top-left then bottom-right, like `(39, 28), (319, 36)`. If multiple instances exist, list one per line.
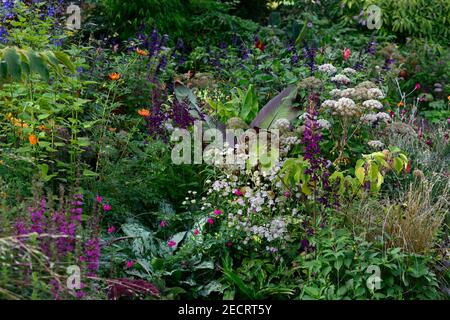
(99, 0), (220, 42)
(90, 140), (204, 225)
(341, 0), (450, 43)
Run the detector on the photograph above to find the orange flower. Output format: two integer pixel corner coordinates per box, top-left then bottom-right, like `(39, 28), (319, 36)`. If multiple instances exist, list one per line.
(28, 134), (38, 145)
(108, 72), (121, 80)
(255, 40), (265, 52)
(397, 101), (404, 107)
(136, 48), (148, 56)
(447, 95), (450, 101)
(138, 109), (151, 117)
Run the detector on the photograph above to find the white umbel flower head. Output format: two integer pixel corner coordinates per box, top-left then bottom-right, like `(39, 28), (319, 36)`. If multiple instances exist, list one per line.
(329, 89), (342, 97)
(343, 67), (357, 75)
(368, 140), (384, 149)
(318, 63), (337, 74)
(272, 118), (291, 131)
(367, 88), (385, 99)
(340, 88), (356, 98)
(321, 99), (337, 109)
(332, 97), (358, 117)
(360, 112), (391, 125)
(331, 74), (351, 85)
(362, 99), (383, 110)
(317, 119), (331, 130)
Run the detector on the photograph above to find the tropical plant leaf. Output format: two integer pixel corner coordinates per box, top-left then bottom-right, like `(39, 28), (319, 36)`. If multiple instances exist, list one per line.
(174, 82), (228, 137)
(250, 85), (299, 129)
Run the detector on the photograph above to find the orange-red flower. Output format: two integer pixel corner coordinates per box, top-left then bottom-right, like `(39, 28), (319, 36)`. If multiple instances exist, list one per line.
(255, 40), (265, 52)
(397, 101), (404, 107)
(28, 134), (38, 145)
(405, 161), (411, 174)
(108, 72), (121, 80)
(138, 109), (151, 117)
(136, 48), (148, 56)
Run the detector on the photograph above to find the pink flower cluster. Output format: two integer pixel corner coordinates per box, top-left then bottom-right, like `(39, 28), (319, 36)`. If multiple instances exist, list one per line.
(96, 195), (112, 212)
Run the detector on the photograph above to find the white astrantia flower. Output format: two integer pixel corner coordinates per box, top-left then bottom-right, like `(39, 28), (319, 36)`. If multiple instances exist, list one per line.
(318, 63), (337, 74)
(317, 119), (331, 130)
(343, 67), (357, 75)
(331, 74), (351, 85)
(362, 99), (383, 110)
(368, 140), (385, 149)
(367, 88), (385, 99)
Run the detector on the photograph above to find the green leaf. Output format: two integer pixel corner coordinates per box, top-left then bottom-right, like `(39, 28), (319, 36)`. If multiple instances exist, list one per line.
(250, 85), (299, 129)
(393, 157), (403, 174)
(27, 50), (50, 81)
(53, 51), (76, 72)
(355, 167), (365, 185)
(3, 47), (22, 81)
(82, 169), (98, 177)
(303, 286), (321, 299)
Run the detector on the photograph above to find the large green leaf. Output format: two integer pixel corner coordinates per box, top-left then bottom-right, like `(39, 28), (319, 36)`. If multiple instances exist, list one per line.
(250, 85), (300, 129)
(0, 47), (73, 83)
(3, 47), (22, 81)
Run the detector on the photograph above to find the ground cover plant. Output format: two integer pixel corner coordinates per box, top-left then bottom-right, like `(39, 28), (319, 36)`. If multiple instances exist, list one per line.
(0, 0), (448, 301)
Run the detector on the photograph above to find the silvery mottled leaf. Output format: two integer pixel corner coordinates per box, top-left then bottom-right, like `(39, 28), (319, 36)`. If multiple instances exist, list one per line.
(198, 281), (225, 297)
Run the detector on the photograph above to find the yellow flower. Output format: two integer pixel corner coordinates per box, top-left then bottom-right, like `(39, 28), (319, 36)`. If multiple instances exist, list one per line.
(397, 101), (404, 107)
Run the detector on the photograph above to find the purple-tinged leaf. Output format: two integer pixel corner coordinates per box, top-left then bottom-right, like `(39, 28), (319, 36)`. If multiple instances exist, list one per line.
(250, 85), (300, 129)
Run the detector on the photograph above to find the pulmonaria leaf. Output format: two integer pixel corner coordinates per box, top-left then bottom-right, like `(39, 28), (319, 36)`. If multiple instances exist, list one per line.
(250, 85), (300, 130)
